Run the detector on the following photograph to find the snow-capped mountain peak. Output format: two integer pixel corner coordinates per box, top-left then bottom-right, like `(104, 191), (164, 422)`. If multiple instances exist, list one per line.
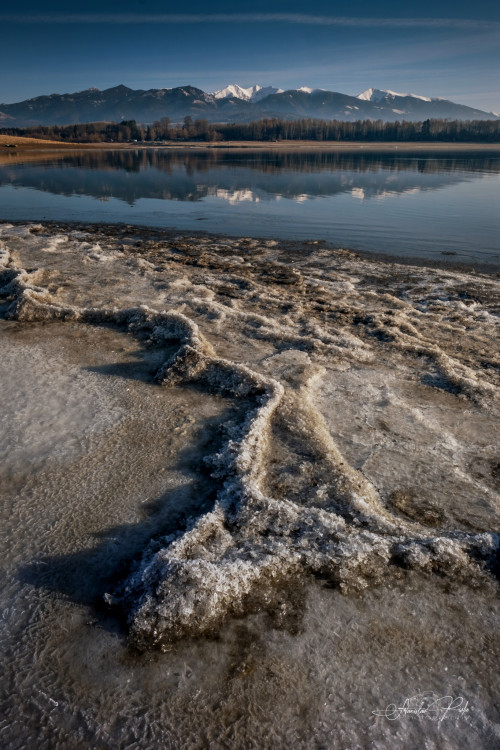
(214, 84), (440, 105)
(212, 84), (284, 102)
(251, 85), (285, 102)
(213, 84), (257, 101)
(358, 88), (433, 103)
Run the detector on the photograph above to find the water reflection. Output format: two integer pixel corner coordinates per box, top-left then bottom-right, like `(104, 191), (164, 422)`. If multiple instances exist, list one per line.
(1, 149), (499, 264)
(1, 149), (500, 206)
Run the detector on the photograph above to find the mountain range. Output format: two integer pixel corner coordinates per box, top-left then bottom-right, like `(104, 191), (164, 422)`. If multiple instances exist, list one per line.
(0, 84), (497, 128)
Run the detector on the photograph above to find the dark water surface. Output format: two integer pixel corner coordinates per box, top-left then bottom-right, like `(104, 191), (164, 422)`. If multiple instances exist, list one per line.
(1, 148), (500, 265)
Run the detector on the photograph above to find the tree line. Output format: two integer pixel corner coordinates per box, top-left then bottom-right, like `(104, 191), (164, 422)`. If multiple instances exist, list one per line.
(2, 116), (499, 143)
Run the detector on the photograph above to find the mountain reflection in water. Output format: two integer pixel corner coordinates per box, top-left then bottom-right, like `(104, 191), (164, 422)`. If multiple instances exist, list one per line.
(1, 148), (499, 264)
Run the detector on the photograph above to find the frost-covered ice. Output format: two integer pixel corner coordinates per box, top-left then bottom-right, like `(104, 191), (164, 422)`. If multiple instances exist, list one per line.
(1, 222), (499, 749)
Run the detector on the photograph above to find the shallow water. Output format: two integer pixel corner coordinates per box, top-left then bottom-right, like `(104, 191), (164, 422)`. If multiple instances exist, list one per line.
(1, 149), (500, 265)
(0, 222), (499, 749)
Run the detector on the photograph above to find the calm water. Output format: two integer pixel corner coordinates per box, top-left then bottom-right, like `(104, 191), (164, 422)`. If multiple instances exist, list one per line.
(1, 148), (500, 265)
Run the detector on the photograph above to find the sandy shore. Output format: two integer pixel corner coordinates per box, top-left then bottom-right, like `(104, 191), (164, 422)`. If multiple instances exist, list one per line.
(1, 222), (499, 748)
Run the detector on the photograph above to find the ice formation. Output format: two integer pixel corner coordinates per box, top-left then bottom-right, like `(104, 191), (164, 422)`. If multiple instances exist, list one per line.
(1, 223), (499, 651)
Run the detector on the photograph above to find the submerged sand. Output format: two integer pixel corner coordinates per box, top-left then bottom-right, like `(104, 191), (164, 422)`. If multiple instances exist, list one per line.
(1, 222), (499, 748)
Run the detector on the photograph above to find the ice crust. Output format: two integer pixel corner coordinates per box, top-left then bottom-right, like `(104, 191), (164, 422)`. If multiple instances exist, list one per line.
(1, 225), (499, 651)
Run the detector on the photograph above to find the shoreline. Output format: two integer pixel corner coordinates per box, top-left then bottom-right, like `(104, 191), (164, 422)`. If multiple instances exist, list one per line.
(2, 133), (500, 154)
(2, 218), (499, 277)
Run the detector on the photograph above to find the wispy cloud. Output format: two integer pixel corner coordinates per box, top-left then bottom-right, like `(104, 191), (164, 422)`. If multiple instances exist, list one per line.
(0, 13), (499, 30)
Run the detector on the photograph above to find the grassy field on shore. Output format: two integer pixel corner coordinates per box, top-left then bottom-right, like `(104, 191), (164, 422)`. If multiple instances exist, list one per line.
(0, 133), (80, 148)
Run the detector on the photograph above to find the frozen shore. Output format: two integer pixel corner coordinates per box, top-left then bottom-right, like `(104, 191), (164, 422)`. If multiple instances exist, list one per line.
(1, 221), (499, 748)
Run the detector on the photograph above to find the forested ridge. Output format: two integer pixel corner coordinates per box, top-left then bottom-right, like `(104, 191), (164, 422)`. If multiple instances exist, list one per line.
(2, 116), (499, 143)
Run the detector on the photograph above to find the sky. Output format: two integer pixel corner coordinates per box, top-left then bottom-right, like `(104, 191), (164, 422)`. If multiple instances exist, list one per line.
(1, 1), (499, 113)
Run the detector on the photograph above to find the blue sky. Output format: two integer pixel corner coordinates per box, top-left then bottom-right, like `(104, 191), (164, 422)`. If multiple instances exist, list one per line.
(1, 1), (499, 113)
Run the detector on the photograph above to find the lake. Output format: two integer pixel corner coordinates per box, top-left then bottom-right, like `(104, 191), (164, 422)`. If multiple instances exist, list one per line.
(1, 147), (500, 266)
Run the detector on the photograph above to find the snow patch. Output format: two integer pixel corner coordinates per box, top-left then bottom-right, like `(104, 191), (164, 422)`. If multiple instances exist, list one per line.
(212, 84), (284, 102)
(358, 88), (433, 103)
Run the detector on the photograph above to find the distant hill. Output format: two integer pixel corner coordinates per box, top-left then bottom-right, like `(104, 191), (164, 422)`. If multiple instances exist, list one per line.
(1, 84), (497, 127)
